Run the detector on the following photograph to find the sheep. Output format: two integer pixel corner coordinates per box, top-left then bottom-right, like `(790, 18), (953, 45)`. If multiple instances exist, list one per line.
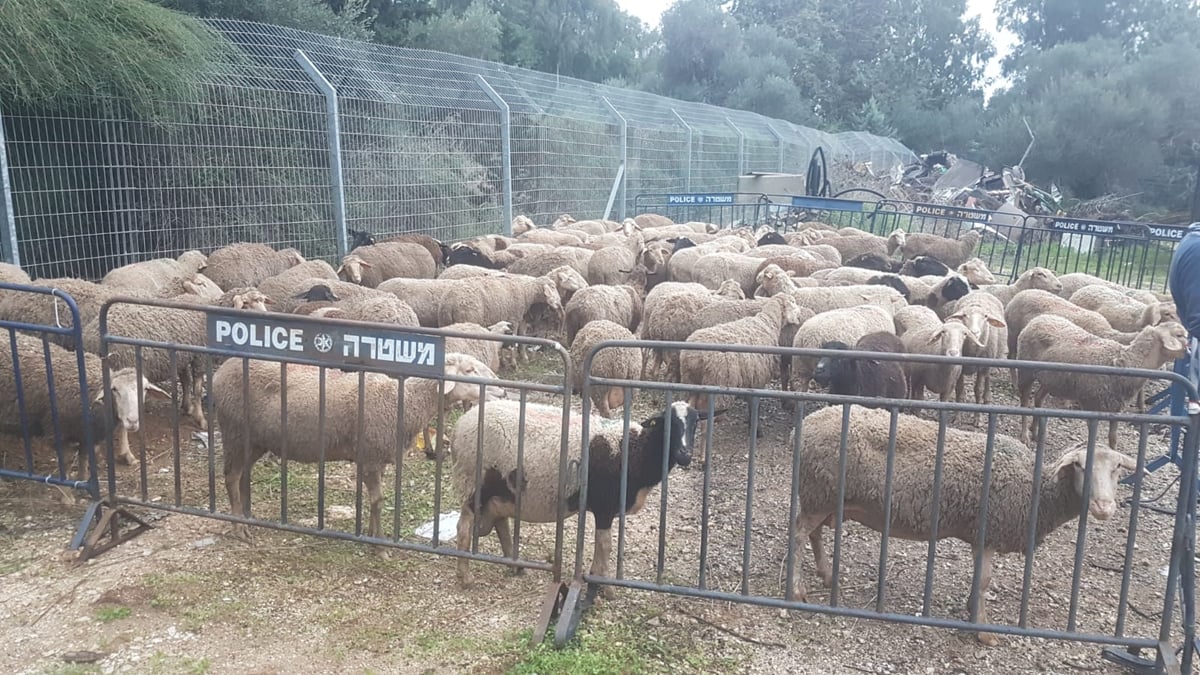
(957, 258), (997, 287)
(814, 234), (890, 262)
(887, 227), (982, 268)
(1055, 272), (1127, 300)
(0, 278), (125, 350)
(100, 250), (209, 293)
(790, 305), (897, 393)
(1068, 285), (1179, 332)
(893, 305), (941, 336)
(766, 280), (907, 317)
(451, 399), (704, 590)
(866, 275), (911, 302)
(510, 215), (536, 235)
(586, 233), (645, 286)
(1005, 289), (1139, 356)
(634, 213), (674, 229)
(0, 332), (168, 478)
(362, 233), (451, 270)
(922, 274), (971, 312)
(680, 294), (808, 436)
(945, 292), (1008, 409)
(314, 295), (420, 328)
(443, 321), (515, 375)
(666, 239), (747, 282)
(563, 285), (642, 345)
(517, 227), (587, 247)
(433, 274), (565, 362)
(974, 266), (1063, 307)
(787, 403), (1138, 645)
(1015, 315), (1188, 447)
(256, 261), (339, 304)
(0, 262), (31, 285)
(214, 352), (504, 541)
(337, 242), (437, 287)
(898, 255), (950, 278)
(438, 265), (505, 281)
(812, 332), (907, 402)
(446, 244), (505, 270)
(202, 243), (304, 291)
(901, 317), (980, 402)
(275, 278), (390, 314)
(845, 253), (900, 273)
(153, 273), (223, 301)
(570, 320), (642, 418)
(504, 248), (593, 280)
(640, 281), (746, 381)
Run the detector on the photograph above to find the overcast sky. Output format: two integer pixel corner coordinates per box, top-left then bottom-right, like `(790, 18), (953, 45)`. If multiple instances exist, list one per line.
(613, 0), (1016, 93)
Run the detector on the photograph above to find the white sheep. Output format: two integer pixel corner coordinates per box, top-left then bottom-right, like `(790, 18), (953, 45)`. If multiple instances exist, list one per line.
(790, 304), (897, 392)
(788, 404), (1137, 646)
(570, 320), (642, 418)
(203, 243), (305, 291)
(1068, 285), (1178, 332)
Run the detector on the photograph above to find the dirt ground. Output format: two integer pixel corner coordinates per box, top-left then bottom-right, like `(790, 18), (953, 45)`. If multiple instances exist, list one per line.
(0, 350), (1194, 675)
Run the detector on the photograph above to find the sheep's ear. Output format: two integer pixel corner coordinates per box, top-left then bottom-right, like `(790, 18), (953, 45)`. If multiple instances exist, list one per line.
(233, 295), (246, 310)
(1149, 304), (1163, 323)
(1160, 330), (1186, 353)
(1053, 447), (1086, 479)
(142, 379), (172, 401)
(91, 387), (106, 405)
(360, 260), (374, 269)
(986, 314), (1006, 328)
(926, 328), (944, 344)
(947, 311), (966, 322)
(785, 270), (796, 277)
(335, 264), (345, 275)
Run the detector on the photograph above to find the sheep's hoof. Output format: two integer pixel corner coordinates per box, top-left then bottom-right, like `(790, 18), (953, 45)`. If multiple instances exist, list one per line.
(598, 584), (616, 601)
(457, 575), (474, 591)
(976, 631), (1000, 647)
(372, 545), (393, 560)
(229, 523), (254, 543)
(116, 453), (139, 467)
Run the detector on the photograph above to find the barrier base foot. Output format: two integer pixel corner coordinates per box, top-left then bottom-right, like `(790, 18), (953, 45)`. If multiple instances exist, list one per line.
(76, 504), (153, 563)
(531, 581), (569, 646)
(552, 580), (600, 649)
(1101, 642), (1177, 675)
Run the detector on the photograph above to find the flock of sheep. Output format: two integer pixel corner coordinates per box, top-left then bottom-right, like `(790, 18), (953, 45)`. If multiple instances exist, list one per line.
(0, 209), (1186, 647)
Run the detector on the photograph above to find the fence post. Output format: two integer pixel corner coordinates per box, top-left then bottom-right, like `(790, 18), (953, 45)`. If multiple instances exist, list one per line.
(474, 75), (513, 236)
(601, 96), (627, 221)
(726, 117), (745, 178)
(294, 49), (349, 258)
(765, 121), (785, 173)
(0, 104), (20, 267)
(671, 108), (693, 192)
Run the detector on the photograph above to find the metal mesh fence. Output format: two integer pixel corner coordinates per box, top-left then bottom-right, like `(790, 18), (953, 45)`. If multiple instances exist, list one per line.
(0, 19), (916, 279)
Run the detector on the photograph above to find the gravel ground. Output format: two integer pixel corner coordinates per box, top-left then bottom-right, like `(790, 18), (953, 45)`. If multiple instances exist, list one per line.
(0, 350), (1194, 674)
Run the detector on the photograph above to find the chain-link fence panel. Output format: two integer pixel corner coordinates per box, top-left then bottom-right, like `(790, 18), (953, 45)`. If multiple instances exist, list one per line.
(0, 18), (918, 277)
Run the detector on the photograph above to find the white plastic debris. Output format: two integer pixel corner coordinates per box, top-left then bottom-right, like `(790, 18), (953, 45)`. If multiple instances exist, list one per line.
(415, 511), (461, 540)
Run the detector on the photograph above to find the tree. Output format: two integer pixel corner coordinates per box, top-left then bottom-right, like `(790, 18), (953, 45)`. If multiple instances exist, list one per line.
(407, 0), (502, 61)
(153, 0), (373, 39)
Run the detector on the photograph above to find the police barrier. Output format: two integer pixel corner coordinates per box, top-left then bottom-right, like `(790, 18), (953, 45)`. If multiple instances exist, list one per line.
(554, 341), (1198, 672)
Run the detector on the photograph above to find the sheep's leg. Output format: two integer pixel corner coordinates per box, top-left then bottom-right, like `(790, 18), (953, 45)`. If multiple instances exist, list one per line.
(115, 426), (137, 466)
(188, 363), (207, 429)
(973, 547), (1000, 646)
(596, 391), (611, 419)
(494, 517), (524, 576)
(456, 502), (477, 589)
(589, 526), (616, 600)
(363, 468), (390, 558)
(224, 462), (253, 542)
(1108, 420), (1119, 450)
(1028, 387), (1050, 446)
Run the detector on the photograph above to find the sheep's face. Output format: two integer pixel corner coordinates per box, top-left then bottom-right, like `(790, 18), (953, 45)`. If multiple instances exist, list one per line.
(232, 290), (272, 312)
(715, 280), (745, 300)
(280, 248), (306, 267)
(1152, 321), (1189, 359)
(443, 354), (507, 404)
(946, 308), (1006, 344)
(1053, 445), (1137, 520)
(1022, 267), (1062, 293)
(886, 229), (906, 255)
(957, 258), (996, 286)
(642, 401), (700, 469)
(812, 341), (850, 387)
(182, 274), (223, 299)
(1149, 303), (1179, 326)
(296, 284), (339, 303)
(337, 255), (372, 285)
(178, 250), (208, 273)
(511, 215), (536, 235)
(927, 322), (975, 358)
(98, 369), (171, 432)
(550, 266), (587, 296)
(551, 214), (575, 229)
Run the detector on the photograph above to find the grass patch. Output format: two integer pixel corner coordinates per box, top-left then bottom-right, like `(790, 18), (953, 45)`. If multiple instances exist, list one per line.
(94, 606), (132, 623)
(146, 653), (210, 675)
(37, 666), (103, 675)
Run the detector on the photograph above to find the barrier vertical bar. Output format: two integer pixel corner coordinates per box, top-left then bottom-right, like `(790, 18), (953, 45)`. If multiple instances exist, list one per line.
(0, 103), (20, 266)
(765, 121), (785, 173)
(672, 108), (693, 192)
(726, 117), (745, 178)
(294, 49), (348, 257)
(474, 75), (513, 236)
(602, 96), (627, 221)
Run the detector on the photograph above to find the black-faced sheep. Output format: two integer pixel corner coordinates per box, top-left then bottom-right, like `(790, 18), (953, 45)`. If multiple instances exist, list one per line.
(845, 253), (901, 273)
(899, 255), (950, 278)
(451, 400), (705, 594)
(812, 332), (907, 402)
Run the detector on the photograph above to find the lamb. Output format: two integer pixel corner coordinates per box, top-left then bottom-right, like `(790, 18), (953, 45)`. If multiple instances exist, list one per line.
(451, 399), (704, 590)
(100, 250), (209, 294)
(974, 266), (1062, 307)
(1005, 289), (1139, 355)
(787, 403), (1137, 645)
(866, 275), (911, 302)
(446, 244), (505, 270)
(0, 332), (168, 478)
(901, 317), (980, 402)
(680, 294), (808, 436)
(893, 305), (941, 336)
(887, 227), (982, 268)
(790, 305), (897, 392)
(570, 320), (642, 418)
(337, 242), (437, 287)
(255, 260), (339, 304)
(687, 252), (766, 296)
(945, 292), (1008, 408)
(202, 243), (304, 291)
(1068, 285), (1178, 332)
(214, 352), (504, 541)
(563, 285), (642, 345)
(586, 233), (646, 287)
(443, 321), (515, 374)
(812, 332), (907, 402)
(1015, 314), (1188, 447)
(432, 273), (565, 361)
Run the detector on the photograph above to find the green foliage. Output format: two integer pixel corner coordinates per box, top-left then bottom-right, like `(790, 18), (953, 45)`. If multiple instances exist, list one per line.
(0, 0), (234, 108)
(407, 0), (502, 61)
(152, 0), (372, 39)
(95, 606), (133, 622)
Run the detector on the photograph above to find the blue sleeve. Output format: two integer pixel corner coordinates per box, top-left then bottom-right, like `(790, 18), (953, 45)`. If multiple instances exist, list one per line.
(1170, 231), (1200, 340)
